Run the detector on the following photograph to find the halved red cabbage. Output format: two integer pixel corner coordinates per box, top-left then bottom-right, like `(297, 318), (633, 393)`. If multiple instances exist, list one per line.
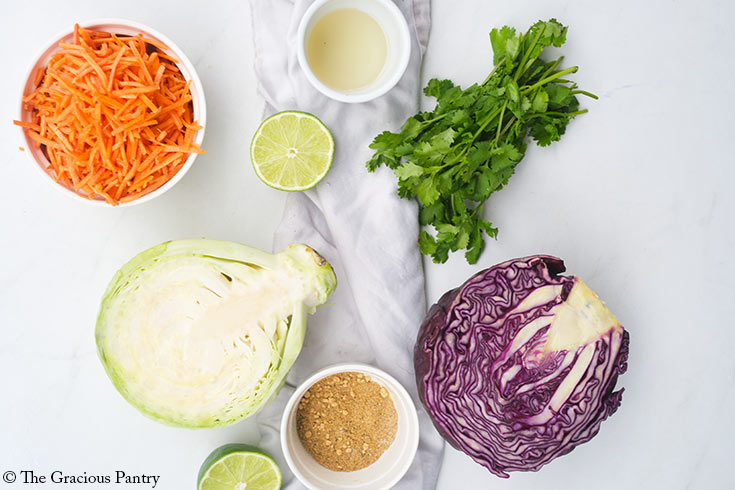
(415, 255), (629, 477)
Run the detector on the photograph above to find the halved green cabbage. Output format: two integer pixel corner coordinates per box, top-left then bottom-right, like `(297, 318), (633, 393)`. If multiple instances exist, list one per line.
(96, 239), (336, 428)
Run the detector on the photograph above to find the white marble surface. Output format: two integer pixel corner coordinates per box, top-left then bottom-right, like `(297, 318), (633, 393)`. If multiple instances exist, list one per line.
(1, 1), (733, 489)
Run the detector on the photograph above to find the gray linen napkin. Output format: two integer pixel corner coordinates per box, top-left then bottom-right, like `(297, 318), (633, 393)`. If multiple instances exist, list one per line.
(249, 0), (444, 488)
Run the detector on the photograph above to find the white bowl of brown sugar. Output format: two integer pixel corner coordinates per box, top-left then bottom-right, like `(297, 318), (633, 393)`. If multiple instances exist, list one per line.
(281, 363), (420, 490)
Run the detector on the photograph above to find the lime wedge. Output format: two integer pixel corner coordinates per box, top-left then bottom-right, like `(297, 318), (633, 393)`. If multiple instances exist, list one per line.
(197, 444), (282, 490)
(250, 111), (334, 191)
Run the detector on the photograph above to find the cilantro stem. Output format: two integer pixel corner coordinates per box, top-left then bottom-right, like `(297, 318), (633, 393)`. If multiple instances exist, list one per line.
(495, 101), (508, 143)
(536, 56), (564, 83)
(526, 109), (588, 119)
(522, 66), (578, 93)
(498, 116), (517, 140)
(572, 89), (598, 99)
(483, 58), (505, 85)
(474, 107), (503, 139)
(514, 27), (544, 81)
(423, 114), (448, 124)
(444, 105), (504, 166)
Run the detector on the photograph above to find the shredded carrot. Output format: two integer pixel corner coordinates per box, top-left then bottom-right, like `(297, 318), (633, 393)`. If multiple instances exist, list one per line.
(14, 24), (203, 205)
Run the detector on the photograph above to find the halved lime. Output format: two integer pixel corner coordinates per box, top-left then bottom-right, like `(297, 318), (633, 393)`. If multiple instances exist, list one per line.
(250, 111), (334, 191)
(197, 444), (282, 490)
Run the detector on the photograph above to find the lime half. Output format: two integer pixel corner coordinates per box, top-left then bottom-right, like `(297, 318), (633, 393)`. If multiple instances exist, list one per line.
(197, 444), (282, 490)
(250, 111), (334, 191)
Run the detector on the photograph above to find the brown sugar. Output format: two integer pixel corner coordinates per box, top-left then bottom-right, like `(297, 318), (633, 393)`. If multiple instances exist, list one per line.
(296, 371), (398, 472)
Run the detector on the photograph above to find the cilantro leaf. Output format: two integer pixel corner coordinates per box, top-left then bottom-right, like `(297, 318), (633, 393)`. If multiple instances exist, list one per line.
(399, 117), (425, 140)
(532, 88), (549, 112)
(419, 201), (446, 225)
(490, 143), (523, 171)
(490, 26), (520, 66)
(418, 230), (438, 255)
(416, 176), (440, 205)
(394, 161), (426, 180)
(464, 228), (485, 264)
(424, 79), (455, 99)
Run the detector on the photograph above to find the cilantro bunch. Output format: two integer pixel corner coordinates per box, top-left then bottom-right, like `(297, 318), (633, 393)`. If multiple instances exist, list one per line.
(367, 19), (596, 264)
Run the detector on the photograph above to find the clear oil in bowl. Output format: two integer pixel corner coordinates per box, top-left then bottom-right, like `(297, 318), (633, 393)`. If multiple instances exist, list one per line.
(306, 8), (387, 92)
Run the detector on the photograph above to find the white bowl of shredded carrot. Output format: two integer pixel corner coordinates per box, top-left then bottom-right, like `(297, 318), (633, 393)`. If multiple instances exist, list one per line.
(15, 20), (206, 206)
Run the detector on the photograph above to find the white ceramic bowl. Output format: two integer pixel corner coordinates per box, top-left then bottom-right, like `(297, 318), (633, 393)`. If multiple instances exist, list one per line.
(16, 19), (207, 207)
(281, 363), (420, 490)
(296, 0), (411, 103)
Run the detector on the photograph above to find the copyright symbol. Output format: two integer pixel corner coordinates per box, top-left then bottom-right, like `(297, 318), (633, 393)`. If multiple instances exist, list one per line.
(2, 471), (15, 483)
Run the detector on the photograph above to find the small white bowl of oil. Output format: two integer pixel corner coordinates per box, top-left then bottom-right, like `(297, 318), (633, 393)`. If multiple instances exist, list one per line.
(296, 0), (411, 103)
